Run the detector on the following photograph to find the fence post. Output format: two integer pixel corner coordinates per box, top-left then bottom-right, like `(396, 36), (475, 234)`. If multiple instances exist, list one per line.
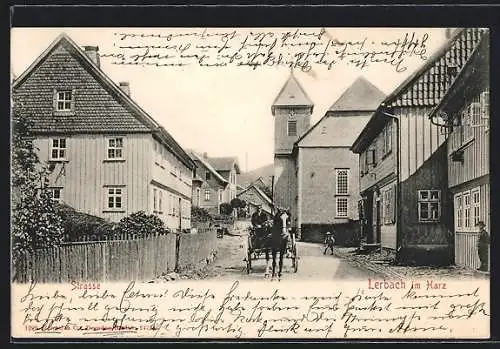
(174, 233), (181, 273)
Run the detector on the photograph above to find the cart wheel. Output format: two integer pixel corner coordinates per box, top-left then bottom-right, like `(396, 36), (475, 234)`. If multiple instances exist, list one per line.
(246, 250), (252, 274)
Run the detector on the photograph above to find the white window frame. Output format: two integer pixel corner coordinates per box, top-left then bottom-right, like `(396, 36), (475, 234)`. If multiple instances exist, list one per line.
(55, 90), (73, 112)
(336, 169), (349, 195)
(204, 189), (211, 201)
(462, 102), (478, 144)
(454, 193), (463, 230)
(418, 189), (441, 223)
(218, 189), (223, 202)
(153, 187), (158, 213)
(107, 187), (124, 210)
(471, 187), (480, 227)
(336, 197), (348, 217)
(48, 188), (62, 203)
(107, 137), (124, 160)
(159, 190), (163, 214)
(50, 138), (67, 161)
(287, 120), (297, 136)
(463, 190), (471, 230)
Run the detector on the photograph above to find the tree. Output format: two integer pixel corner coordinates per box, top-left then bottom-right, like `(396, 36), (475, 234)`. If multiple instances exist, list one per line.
(219, 203), (233, 215)
(115, 211), (167, 238)
(11, 100), (64, 277)
(230, 197), (242, 209)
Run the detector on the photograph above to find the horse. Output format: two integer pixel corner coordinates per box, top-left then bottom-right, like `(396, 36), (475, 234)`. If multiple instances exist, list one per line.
(264, 209), (290, 281)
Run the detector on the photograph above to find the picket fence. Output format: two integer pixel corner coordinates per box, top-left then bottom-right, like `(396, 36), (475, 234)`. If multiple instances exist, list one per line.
(13, 230), (218, 283)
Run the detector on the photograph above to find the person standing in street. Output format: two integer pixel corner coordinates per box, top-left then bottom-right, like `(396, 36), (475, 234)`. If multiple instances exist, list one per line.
(476, 221), (490, 272)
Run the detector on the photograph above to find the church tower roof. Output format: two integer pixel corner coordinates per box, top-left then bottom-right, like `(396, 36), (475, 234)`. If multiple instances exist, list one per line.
(327, 76), (386, 112)
(272, 70), (314, 114)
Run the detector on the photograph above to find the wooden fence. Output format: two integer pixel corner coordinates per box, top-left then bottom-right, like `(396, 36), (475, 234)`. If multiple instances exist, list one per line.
(13, 230), (218, 283)
(455, 231), (490, 271)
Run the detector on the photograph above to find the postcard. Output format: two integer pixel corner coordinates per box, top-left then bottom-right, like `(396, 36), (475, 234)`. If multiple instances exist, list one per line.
(10, 26), (490, 339)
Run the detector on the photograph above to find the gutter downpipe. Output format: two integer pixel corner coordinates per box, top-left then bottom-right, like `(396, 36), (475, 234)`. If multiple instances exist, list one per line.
(380, 105), (402, 265)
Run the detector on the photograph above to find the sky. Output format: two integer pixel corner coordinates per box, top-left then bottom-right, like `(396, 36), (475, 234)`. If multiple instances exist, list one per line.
(11, 28), (448, 172)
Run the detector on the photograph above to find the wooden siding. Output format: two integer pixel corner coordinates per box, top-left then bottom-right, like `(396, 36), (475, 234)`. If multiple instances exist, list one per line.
(448, 92), (490, 187)
(237, 186), (273, 216)
(37, 133), (151, 222)
(298, 147), (360, 225)
(396, 106), (447, 182)
(359, 119), (396, 192)
(400, 143), (450, 247)
(451, 181), (490, 270)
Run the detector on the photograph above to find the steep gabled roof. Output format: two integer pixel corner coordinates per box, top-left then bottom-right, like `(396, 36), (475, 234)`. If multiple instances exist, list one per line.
(297, 114), (371, 148)
(208, 156), (241, 174)
(328, 76), (386, 112)
(351, 28), (488, 153)
(237, 184), (273, 206)
(12, 33), (196, 169)
(190, 151), (229, 185)
(272, 71), (313, 113)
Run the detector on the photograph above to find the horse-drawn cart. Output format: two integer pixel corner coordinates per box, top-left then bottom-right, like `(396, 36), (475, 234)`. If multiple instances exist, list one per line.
(245, 222), (298, 275)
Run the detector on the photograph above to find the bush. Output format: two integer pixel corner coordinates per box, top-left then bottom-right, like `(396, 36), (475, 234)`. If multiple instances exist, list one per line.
(56, 204), (116, 241)
(191, 206), (213, 222)
(115, 211), (168, 238)
(219, 203), (233, 215)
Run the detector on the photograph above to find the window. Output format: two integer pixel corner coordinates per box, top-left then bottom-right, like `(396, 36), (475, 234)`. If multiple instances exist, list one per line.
(55, 90), (73, 111)
(196, 188), (201, 206)
(480, 91), (489, 131)
(418, 189), (441, 222)
(172, 195), (177, 216)
(463, 191), (471, 229)
(107, 137), (123, 159)
(50, 138), (67, 160)
(159, 190), (163, 213)
(205, 171), (211, 181)
(383, 185), (395, 224)
(367, 148), (377, 166)
(287, 120), (297, 136)
(462, 103), (479, 143)
(336, 169), (349, 195)
(170, 194), (174, 215)
(153, 188), (158, 212)
(205, 189), (211, 201)
(321, 126), (327, 134)
(472, 187), (480, 226)
(48, 188), (62, 203)
(383, 122), (392, 156)
(218, 189), (223, 202)
(107, 188), (123, 210)
(455, 194), (463, 229)
(336, 197), (348, 217)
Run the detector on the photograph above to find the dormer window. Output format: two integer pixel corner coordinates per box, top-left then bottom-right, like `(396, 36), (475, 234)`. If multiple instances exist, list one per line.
(54, 90), (74, 112)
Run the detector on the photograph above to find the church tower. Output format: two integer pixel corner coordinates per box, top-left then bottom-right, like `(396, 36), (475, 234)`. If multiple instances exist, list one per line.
(271, 70), (314, 223)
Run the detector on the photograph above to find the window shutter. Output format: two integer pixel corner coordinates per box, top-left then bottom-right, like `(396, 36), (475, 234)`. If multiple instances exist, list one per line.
(52, 89), (58, 112)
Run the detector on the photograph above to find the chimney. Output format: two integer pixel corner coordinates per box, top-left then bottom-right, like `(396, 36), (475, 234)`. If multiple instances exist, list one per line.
(83, 46), (100, 67)
(203, 152), (208, 159)
(119, 81), (131, 97)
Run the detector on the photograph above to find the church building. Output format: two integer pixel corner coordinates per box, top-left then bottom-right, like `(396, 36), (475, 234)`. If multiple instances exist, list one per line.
(272, 72), (386, 244)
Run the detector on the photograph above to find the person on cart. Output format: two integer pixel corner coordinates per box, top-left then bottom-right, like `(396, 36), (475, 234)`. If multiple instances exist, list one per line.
(251, 205), (269, 246)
